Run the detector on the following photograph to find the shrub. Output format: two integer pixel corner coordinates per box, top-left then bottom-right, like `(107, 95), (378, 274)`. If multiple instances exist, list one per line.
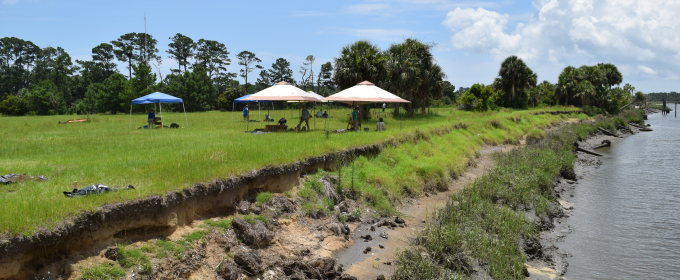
(526, 129), (546, 144)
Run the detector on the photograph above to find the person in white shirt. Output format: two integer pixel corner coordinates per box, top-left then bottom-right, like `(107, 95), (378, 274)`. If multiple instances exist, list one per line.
(376, 118), (386, 131)
(382, 103), (386, 113)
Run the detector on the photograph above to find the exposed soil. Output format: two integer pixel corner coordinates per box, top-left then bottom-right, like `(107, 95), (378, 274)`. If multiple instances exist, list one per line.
(525, 118), (649, 280)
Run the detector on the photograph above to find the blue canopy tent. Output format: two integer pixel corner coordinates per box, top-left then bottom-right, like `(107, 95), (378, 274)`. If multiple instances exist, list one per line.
(232, 94), (273, 123)
(130, 92), (188, 129)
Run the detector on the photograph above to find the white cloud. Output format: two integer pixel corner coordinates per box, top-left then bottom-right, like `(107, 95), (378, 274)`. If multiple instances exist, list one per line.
(3, 0), (19, 5)
(638, 65), (656, 75)
(441, 0), (680, 79)
(343, 4), (390, 14)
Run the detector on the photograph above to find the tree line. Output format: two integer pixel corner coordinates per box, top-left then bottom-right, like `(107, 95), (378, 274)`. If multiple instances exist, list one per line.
(455, 55), (648, 115)
(0, 35), (451, 117)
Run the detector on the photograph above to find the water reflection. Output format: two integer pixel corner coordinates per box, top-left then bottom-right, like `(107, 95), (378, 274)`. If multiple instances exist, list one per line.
(561, 113), (680, 280)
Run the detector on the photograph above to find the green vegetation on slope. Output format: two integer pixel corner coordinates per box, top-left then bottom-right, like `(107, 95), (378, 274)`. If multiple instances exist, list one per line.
(391, 110), (643, 280)
(297, 110), (572, 220)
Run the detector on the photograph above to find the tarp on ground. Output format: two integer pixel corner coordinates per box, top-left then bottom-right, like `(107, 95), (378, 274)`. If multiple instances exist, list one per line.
(131, 92), (184, 105)
(234, 94), (273, 103)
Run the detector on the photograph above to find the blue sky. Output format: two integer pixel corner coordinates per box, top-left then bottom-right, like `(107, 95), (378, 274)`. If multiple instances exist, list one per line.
(2, 0), (678, 93)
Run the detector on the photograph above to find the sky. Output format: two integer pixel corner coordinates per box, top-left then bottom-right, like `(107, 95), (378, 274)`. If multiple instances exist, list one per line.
(2, 0), (679, 93)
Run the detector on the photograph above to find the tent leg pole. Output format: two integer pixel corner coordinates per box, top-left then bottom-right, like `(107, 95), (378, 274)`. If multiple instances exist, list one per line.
(129, 104), (132, 129)
(183, 103), (188, 127)
(159, 102), (163, 129)
(258, 103), (261, 121)
(232, 103), (234, 123)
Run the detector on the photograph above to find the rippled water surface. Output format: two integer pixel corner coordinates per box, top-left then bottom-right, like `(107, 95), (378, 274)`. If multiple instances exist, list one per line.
(562, 113), (680, 279)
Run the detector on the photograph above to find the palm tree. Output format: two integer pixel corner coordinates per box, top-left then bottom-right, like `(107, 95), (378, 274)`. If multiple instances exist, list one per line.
(333, 40), (387, 89)
(416, 63), (446, 114)
(498, 55), (528, 103)
(597, 63), (623, 91)
(385, 41), (420, 114)
(575, 80), (595, 108)
(333, 40), (387, 119)
(557, 66), (579, 106)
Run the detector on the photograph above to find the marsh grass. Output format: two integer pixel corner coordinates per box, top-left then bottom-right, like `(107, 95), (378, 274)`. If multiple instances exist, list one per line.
(0, 107), (575, 235)
(392, 111), (642, 280)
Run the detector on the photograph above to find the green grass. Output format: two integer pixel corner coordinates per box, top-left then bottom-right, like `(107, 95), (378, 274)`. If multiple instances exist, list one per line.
(526, 128), (546, 143)
(0, 107), (577, 235)
(79, 262), (126, 280)
(255, 192), (274, 205)
(204, 218), (232, 229)
(391, 110), (642, 280)
(241, 214), (268, 224)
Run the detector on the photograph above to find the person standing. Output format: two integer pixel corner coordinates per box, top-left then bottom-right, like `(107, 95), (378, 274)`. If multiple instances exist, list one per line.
(148, 109), (156, 129)
(351, 106), (359, 131)
(243, 105), (249, 122)
(382, 103), (386, 113)
(298, 105), (311, 130)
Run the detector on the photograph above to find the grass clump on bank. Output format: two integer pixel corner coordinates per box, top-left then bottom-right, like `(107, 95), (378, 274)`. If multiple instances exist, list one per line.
(392, 110), (642, 280)
(78, 262), (125, 280)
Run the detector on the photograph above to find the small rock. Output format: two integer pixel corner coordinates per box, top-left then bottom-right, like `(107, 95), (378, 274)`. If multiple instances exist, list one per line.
(237, 201), (251, 214)
(360, 234), (372, 242)
(370, 226), (375, 231)
(104, 247), (120, 261)
(378, 244), (384, 249)
(377, 275), (386, 280)
(394, 217), (405, 224)
(250, 205), (262, 215)
(363, 247), (372, 254)
(383, 261), (391, 265)
(379, 232), (389, 239)
(234, 249), (264, 276)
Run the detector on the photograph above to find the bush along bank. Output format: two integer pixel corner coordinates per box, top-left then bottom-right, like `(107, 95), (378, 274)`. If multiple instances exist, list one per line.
(391, 110), (644, 280)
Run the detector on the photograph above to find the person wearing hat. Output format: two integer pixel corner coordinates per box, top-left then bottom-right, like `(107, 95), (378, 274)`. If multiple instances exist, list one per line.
(298, 105), (311, 131)
(148, 109), (156, 129)
(243, 105), (249, 122)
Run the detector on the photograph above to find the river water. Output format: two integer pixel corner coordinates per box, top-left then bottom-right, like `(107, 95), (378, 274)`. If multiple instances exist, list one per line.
(561, 113), (680, 279)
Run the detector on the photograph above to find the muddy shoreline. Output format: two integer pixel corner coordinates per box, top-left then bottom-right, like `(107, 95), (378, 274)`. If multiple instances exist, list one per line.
(526, 111), (656, 279)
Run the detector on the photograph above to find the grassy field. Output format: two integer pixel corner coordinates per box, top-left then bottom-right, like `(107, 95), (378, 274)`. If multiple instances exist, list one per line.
(0, 105), (576, 235)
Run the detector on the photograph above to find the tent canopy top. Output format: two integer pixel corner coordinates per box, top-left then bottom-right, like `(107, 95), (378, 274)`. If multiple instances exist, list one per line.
(234, 94), (273, 103)
(322, 81), (410, 105)
(131, 92), (183, 105)
(241, 81), (323, 102)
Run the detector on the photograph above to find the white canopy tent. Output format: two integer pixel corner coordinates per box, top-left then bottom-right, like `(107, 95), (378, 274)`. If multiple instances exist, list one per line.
(241, 81), (324, 131)
(322, 81), (410, 105)
(322, 81), (410, 130)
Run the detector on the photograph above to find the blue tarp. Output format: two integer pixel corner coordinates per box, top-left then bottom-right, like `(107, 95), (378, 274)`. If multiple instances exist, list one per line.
(234, 94), (273, 103)
(131, 92), (184, 105)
